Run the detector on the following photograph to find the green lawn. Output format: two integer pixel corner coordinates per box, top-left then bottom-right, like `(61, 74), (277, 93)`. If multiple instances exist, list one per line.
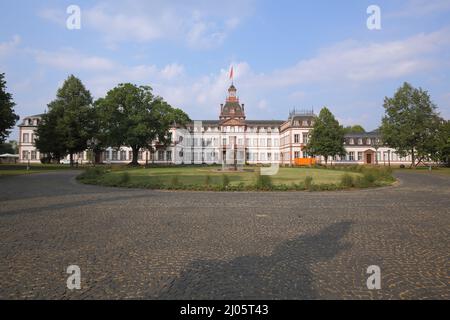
(0, 164), (76, 176)
(108, 166), (360, 186)
(77, 165), (381, 191)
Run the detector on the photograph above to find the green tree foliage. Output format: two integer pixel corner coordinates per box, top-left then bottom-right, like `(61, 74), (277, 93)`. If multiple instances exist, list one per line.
(305, 107), (346, 164)
(0, 73), (19, 143)
(35, 106), (67, 162)
(0, 140), (17, 154)
(434, 120), (450, 166)
(35, 75), (95, 165)
(343, 125), (365, 134)
(96, 83), (190, 165)
(380, 82), (443, 167)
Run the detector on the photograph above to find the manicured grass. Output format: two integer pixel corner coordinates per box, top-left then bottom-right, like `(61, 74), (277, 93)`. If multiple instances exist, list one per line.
(0, 164), (77, 176)
(103, 166), (359, 186)
(77, 165), (396, 191)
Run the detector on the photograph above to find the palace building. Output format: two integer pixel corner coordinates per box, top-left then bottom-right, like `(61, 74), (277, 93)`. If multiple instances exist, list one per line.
(18, 84), (413, 166)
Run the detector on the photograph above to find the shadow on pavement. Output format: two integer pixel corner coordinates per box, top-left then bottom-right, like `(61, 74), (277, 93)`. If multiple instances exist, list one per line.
(156, 221), (353, 299)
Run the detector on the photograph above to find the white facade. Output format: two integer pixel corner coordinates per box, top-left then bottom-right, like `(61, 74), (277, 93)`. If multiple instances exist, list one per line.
(18, 85), (411, 166)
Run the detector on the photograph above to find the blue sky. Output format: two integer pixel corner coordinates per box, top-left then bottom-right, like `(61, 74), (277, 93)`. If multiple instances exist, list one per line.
(1, 0), (450, 140)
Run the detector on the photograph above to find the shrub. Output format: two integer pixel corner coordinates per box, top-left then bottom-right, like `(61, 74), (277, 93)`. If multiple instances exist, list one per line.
(340, 173), (354, 188)
(170, 175), (180, 187)
(78, 167), (107, 180)
(255, 174), (273, 190)
(222, 174), (230, 189)
(304, 176), (313, 190)
(118, 172), (130, 184)
(363, 172), (376, 184)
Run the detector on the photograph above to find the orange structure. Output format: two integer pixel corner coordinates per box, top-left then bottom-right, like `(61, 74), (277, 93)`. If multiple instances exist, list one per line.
(294, 158), (316, 166)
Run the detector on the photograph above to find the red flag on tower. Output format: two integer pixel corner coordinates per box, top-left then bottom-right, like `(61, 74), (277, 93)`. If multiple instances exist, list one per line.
(229, 66), (234, 80)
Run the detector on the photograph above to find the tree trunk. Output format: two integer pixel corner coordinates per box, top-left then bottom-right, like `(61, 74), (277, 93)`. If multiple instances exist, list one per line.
(411, 149), (415, 169)
(130, 146), (139, 166)
(70, 153), (74, 167)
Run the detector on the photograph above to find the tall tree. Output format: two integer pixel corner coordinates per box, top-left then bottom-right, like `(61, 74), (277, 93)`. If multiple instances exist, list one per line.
(380, 82), (442, 167)
(97, 83), (190, 165)
(36, 75), (95, 165)
(305, 107), (346, 165)
(0, 73), (19, 143)
(0, 141), (16, 154)
(434, 120), (450, 167)
(343, 125), (365, 134)
(35, 106), (67, 163)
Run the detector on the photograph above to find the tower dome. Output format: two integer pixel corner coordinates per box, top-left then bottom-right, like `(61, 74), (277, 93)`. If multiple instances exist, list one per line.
(219, 84), (245, 122)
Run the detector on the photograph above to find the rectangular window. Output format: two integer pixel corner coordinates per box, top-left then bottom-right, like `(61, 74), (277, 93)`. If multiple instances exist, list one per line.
(302, 133), (308, 144)
(260, 153), (265, 161)
(274, 153), (279, 161)
(259, 138), (265, 147)
(253, 138), (258, 146)
(274, 139), (279, 147)
(267, 138), (272, 147)
(294, 134), (300, 143)
(120, 150), (126, 161)
(294, 151), (300, 158)
(349, 152), (355, 161)
(112, 150), (118, 160)
(139, 151), (144, 160)
(158, 150), (164, 161)
(222, 138), (227, 145)
(357, 152), (363, 161)
(303, 151), (309, 158)
(30, 150), (36, 160)
(166, 151), (172, 161)
(23, 133), (29, 143)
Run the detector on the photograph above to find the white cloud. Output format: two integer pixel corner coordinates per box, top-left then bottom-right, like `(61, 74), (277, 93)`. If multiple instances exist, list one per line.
(160, 63), (185, 80)
(25, 27), (450, 121)
(33, 48), (116, 71)
(242, 28), (450, 88)
(37, 0), (252, 49)
(0, 35), (21, 58)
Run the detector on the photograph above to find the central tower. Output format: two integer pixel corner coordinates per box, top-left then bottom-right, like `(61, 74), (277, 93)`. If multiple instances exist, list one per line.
(219, 84), (246, 123)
